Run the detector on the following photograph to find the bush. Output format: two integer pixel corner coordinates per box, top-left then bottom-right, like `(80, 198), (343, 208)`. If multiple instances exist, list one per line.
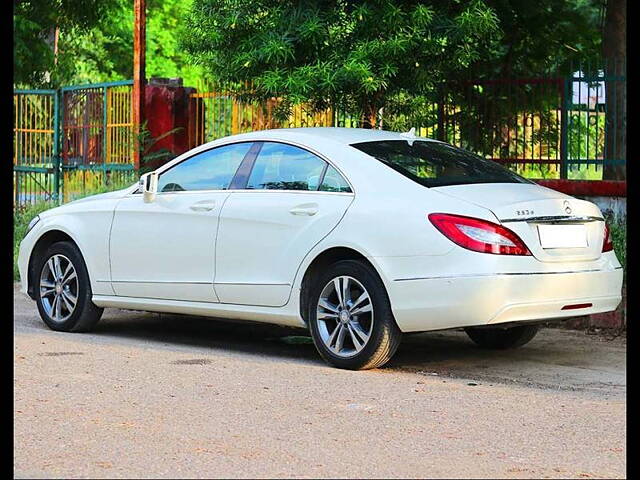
(609, 218), (626, 273)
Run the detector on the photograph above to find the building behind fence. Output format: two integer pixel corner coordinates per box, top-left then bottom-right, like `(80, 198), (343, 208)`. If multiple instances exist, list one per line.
(13, 60), (626, 209)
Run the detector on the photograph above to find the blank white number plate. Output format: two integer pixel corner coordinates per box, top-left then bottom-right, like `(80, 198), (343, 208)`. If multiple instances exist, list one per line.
(537, 224), (588, 249)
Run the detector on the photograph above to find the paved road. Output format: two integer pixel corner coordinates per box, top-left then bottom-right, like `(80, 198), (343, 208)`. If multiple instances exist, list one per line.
(14, 284), (626, 479)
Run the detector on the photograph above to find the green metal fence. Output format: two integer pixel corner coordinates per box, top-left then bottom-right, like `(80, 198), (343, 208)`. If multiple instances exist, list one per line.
(13, 89), (59, 207)
(13, 81), (137, 209)
(189, 60), (626, 181)
(14, 62), (626, 209)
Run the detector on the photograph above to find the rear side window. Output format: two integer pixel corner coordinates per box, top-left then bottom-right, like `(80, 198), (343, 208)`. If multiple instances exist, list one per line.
(158, 142), (252, 192)
(319, 166), (351, 192)
(247, 142), (326, 191)
(351, 140), (532, 187)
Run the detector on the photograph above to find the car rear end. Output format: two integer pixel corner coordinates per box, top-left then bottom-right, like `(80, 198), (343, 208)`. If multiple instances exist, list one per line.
(350, 139), (623, 333)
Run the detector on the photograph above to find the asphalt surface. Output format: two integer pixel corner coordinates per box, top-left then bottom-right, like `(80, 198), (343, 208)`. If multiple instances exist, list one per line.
(14, 284), (626, 479)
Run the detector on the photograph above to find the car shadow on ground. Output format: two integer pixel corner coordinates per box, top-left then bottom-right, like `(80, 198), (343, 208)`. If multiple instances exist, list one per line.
(84, 309), (596, 378)
(19, 298), (623, 393)
(91, 310), (321, 362)
(91, 310), (491, 366)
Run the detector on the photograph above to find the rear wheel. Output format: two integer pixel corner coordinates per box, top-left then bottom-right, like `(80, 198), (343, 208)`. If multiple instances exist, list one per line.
(308, 260), (402, 370)
(35, 241), (103, 332)
(465, 325), (539, 349)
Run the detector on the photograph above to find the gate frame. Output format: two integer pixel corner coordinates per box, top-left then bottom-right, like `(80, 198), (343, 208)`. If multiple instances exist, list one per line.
(13, 88), (60, 206)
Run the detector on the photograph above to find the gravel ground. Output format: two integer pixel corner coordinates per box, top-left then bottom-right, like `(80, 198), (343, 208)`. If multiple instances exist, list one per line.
(14, 284), (626, 479)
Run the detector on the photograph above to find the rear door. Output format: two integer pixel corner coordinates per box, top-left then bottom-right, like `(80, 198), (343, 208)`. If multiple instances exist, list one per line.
(214, 142), (354, 306)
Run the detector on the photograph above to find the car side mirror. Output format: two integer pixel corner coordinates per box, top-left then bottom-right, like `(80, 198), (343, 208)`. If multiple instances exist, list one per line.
(140, 172), (158, 203)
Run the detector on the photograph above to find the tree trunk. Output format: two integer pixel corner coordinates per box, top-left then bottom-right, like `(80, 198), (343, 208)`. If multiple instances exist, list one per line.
(360, 102), (378, 129)
(602, 0), (626, 180)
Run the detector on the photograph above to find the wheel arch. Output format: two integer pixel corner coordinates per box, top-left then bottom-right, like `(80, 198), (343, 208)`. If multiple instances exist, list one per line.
(298, 246), (388, 325)
(26, 229), (84, 300)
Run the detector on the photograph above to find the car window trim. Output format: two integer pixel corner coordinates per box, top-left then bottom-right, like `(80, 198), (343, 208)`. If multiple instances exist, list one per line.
(130, 138), (355, 196)
(228, 141), (263, 190)
(316, 162), (330, 191)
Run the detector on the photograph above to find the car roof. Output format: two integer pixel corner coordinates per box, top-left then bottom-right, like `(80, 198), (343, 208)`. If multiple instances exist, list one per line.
(206, 127), (440, 147)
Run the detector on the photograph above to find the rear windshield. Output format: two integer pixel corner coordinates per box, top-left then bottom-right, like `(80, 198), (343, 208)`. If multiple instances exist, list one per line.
(351, 140), (532, 187)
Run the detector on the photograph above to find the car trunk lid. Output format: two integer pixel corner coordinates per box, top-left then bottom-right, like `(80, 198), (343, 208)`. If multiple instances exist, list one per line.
(431, 183), (605, 263)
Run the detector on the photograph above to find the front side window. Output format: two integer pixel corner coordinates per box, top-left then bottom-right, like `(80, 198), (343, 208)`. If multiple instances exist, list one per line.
(351, 140), (532, 188)
(158, 142), (253, 192)
(246, 143), (326, 191)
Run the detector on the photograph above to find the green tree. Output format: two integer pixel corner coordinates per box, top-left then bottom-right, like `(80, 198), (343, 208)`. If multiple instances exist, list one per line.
(68, 0), (203, 86)
(182, 0), (500, 127)
(13, 0), (120, 87)
(602, 0), (626, 180)
(474, 0), (602, 78)
(14, 0), (203, 88)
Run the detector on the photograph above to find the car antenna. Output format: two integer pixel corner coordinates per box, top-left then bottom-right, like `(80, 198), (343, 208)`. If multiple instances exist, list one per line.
(400, 127), (416, 146)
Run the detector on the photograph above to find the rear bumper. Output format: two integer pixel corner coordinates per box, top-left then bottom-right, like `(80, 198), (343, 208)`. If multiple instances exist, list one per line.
(387, 267), (623, 332)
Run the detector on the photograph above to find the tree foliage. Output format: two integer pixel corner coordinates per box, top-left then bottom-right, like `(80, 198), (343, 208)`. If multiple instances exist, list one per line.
(14, 0), (202, 88)
(14, 0), (120, 86)
(182, 0), (501, 125)
(473, 0), (602, 78)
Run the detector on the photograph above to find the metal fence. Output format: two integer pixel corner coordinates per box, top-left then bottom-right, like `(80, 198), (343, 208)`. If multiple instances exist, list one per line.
(13, 89), (59, 208)
(13, 62), (625, 208)
(13, 81), (137, 209)
(189, 61), (626, 181)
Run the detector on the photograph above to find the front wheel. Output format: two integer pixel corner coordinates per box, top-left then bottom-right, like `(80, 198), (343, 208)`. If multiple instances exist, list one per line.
(35, 241), (103, 332)
(464, 325), (539, 349)
(308, 260), (402, 370)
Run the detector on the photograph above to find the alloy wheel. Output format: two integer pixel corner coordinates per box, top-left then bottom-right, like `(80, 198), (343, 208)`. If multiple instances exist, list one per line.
(316, 275), (374, 358)
(39, 254), (78, 323)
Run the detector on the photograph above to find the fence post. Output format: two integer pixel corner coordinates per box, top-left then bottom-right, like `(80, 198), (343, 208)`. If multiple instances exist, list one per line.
(559, 76), (570, 179)
(437, 85), (445, 142)
(53, 89), (61, 203)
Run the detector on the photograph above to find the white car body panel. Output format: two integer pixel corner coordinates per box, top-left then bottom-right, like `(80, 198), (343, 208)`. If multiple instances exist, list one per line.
(109, 190), (232, 302)
(18, 127), (623, 334)
(214, 190), (354, 307)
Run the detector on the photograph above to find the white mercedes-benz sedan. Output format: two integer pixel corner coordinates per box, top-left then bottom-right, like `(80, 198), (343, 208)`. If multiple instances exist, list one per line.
(18, 127), (623, 369)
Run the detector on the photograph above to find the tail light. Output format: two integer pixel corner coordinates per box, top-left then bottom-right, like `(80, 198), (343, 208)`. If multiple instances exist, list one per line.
(602, 222), (614, 252)
(428, 213), (531, 256)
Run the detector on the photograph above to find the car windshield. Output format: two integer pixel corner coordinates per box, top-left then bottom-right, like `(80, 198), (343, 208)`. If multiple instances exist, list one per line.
(351, 140), (532, 187)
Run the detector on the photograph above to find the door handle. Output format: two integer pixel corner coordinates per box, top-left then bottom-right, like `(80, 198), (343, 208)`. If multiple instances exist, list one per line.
(289, 203), (318, 216)
(189, 200), (216, 212)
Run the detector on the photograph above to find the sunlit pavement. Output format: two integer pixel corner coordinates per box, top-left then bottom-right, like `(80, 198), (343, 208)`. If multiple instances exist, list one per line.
(14, 284), (626, 479)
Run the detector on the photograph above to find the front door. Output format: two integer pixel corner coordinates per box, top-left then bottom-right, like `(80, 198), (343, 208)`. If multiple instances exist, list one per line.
(109, 142), (254, 302)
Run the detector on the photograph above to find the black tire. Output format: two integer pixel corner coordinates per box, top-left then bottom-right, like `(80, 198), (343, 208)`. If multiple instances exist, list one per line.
(464, 325), (539, 349)
(35, 241), (103, 332)
(307, 259), (402, 370)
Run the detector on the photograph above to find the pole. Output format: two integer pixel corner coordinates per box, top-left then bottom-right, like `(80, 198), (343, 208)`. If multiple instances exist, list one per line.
(132, 0), (146, 171)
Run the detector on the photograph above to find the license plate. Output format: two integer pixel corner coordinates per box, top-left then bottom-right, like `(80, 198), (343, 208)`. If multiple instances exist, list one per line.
(537, 224), (588, 249)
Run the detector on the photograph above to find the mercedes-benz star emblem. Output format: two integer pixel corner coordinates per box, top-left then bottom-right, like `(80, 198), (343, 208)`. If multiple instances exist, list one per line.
(563, 201), (572, 215)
